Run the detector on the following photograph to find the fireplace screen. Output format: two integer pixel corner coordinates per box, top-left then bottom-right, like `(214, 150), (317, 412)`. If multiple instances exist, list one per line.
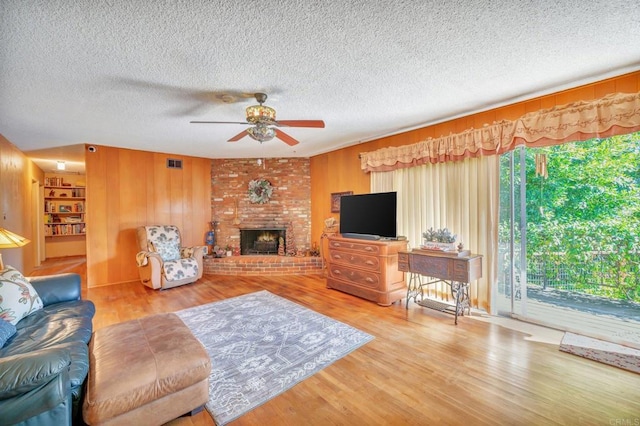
(240, 228), (286, 255)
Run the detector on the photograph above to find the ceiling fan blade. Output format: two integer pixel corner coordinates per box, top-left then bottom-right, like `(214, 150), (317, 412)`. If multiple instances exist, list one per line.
(190, 120), (250, 125)
(275, 129), (300, 146)
(275, 120), (325, 128)
(228, 130), (249, 142)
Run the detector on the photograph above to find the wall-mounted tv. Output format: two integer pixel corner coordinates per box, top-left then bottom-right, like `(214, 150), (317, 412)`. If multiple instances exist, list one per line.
(339, 192), (397, 240)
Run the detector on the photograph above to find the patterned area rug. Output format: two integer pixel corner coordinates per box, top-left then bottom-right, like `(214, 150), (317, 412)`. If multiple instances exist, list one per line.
(176, 290), (374, 425)
(559, 332), (640, 374)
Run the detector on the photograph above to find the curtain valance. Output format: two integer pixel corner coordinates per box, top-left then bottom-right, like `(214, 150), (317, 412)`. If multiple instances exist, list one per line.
(511, 92), (640, 146)
(361, 92), (640, 173)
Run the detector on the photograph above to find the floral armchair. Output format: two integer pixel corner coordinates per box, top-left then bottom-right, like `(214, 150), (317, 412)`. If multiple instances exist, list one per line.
(135, 225), (205, 290)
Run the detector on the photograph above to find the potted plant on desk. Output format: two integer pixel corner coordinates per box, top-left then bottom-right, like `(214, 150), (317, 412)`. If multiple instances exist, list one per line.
(421, 227), (457, 251)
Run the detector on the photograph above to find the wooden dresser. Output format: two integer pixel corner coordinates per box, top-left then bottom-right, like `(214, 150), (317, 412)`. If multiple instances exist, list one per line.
(326, 235), (407, 306)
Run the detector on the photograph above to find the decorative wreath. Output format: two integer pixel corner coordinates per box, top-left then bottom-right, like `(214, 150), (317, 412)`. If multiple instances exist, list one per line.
(248, 178), (273, 204)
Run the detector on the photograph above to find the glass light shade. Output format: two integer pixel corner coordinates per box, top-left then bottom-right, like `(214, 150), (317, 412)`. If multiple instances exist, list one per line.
(247, 125), (276, 142)
(0, 228), (30, 270)
(0, 228), (30, 248)
(246, 104), (276, 124)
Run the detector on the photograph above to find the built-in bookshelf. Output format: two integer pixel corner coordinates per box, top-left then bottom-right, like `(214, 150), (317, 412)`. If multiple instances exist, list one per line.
(44, 178), (86, 238)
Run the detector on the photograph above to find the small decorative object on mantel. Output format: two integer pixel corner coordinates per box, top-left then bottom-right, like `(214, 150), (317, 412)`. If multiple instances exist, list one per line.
(323, 217), (339, 233)
(286, 222), (296, 256)
(248, 178), (273, 204)
(213, 245), (225, 258)
(421, 227), (458, 251)
(278, 237), (285, 256)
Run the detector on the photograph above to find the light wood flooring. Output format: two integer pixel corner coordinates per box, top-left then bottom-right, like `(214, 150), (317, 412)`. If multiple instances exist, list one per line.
(31, 257), (640, 426)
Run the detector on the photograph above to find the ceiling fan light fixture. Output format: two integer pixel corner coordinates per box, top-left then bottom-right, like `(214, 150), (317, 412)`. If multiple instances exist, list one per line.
(247, 124), (276, 142)
(246, 104), (276, 124)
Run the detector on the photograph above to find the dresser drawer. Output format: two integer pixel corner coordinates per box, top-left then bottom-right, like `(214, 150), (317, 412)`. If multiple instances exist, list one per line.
(410, 254), (451, 280)
(328, 239), (381, 255)
(452, 259), (469, 282)
(328, 265), (381, 289)
(329, 250), (380, 271)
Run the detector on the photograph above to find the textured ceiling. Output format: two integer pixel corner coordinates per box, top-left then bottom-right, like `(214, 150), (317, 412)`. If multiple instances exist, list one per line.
(1, 0), (640, 174)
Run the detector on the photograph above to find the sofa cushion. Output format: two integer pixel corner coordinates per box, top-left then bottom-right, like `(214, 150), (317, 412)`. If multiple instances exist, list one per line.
(16, 299), (96, 331)
(0, 265), (44, 325)
(162, 258), (199, 282)
(2, 300), (95, 357)
(0, 318), (16, 348)
(152, 239), (181, 262)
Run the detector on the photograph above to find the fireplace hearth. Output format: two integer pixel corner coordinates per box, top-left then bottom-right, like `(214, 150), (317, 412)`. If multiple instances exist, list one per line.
(240, 228), (286, 255)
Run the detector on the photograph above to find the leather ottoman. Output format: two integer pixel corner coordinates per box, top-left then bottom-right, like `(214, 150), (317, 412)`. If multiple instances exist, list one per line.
(82, 313), (211, 425)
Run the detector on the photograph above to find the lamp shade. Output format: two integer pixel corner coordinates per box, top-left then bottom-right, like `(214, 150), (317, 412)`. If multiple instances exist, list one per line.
(0, 228), (31, 248)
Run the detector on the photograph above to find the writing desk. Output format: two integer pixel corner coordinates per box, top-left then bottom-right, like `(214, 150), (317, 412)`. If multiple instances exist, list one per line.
(398, 250), (482, 324)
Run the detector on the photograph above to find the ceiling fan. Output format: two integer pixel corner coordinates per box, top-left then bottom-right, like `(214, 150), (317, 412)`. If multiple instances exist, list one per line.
(190, 93), (325, 146)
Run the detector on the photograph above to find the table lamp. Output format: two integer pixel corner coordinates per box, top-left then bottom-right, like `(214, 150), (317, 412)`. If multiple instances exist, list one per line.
(0, 227), (31, 270)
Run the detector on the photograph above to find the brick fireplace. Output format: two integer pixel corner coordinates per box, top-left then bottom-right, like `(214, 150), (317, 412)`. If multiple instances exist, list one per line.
(206, 157), (321, 275)
(210, 157), (311, 251)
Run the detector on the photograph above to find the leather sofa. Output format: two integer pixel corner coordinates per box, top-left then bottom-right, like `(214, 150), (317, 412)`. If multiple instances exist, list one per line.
(0, 273), (95, 426)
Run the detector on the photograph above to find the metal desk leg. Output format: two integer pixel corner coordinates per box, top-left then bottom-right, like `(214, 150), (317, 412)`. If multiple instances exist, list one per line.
(450, 281), (470, 325)
(405, 273), (423, 308)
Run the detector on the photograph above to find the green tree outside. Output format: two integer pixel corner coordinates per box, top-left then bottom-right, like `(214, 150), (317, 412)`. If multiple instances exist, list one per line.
(502, 132), (640, 302)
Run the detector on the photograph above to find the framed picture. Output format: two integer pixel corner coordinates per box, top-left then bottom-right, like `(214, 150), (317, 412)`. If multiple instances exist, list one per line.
(331, 191), (353, 213)
(59, 205), (72, 213)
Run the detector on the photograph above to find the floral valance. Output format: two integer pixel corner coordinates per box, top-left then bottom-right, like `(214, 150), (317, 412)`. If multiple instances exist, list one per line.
(361, 92), (640, 173)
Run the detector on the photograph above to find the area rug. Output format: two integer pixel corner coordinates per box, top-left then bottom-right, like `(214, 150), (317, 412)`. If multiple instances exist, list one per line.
(175, 290), (374, 425)
(559, 332), (640, 374)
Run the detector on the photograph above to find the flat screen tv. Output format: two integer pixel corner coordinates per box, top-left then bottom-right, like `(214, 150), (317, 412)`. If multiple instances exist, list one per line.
(339, 192), (397, 239)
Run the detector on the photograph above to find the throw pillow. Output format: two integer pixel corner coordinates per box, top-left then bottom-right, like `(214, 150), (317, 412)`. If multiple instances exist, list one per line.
(151, 240), (181, 262)
(0, 265), (44, 325)
(0, 318), (17, 348)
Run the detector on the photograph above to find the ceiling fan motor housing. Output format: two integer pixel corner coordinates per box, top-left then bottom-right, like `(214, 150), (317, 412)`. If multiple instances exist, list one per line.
(246, 93), (275, 124)
(246, 104), (276, 124)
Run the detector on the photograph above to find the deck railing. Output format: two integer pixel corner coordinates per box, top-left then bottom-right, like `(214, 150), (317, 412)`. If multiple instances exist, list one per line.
(527, 251), (640, 301)
(497, 246), (640, 302)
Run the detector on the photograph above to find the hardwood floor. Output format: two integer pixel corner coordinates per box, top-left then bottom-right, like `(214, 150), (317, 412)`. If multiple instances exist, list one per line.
(32, 257), (640, 425)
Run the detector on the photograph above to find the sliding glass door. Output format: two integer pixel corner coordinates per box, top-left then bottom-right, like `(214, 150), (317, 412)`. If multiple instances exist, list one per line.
(496, 147), (527, 317)
(497, 133), (640, 346)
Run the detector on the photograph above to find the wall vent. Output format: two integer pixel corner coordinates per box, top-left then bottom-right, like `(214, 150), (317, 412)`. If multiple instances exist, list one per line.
(166, 158), (183, 169)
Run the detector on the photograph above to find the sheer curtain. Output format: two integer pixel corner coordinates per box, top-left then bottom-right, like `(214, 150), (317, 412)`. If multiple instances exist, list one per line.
(372, 156), (499, 312)
(370, 170), (394, 193)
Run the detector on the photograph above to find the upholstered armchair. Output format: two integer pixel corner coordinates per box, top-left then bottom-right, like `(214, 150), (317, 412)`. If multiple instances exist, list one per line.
(135, 225), (205, 290)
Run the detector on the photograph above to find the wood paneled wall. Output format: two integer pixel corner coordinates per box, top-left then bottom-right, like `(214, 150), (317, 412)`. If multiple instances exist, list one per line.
(0, 134), (44, 274)
(310, 71), (640, 245)
(85, 145), (212, 287)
